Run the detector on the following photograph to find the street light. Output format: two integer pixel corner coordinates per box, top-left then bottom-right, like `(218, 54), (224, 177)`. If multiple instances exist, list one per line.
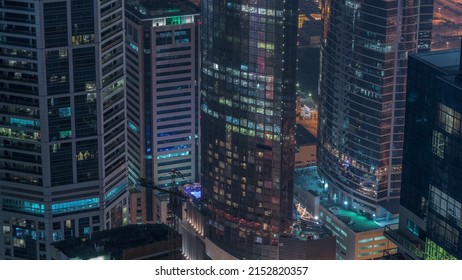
(446, 41), (449, 49)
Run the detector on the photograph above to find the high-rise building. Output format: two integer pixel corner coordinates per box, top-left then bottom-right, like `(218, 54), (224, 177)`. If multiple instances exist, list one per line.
(200, 0), (299, 259)
(385, 47), (462, 260)
(0, 0), (128, 259)
(125, 0), (200, 224)
(316, 0), (434, 259)
(317, 0), (434, 220)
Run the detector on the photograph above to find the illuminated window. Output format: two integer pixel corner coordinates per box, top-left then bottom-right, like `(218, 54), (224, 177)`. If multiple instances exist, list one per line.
(432, 130), (445, 159)
(59, 107), (71, 118)
(439, 104), (461, 135)
(358, 238), (373, 244)
(85, 82), (96, 92)
(425, 238), (457, 260)
(10, 117), (39, 128)
(59, 49), (67, 58)
(359, 245), (372, 250)
(357, 252), (372, 257)
(59, 130), (72, 139)
(52, 198), (100, 214)
(72, 34), (94, 45)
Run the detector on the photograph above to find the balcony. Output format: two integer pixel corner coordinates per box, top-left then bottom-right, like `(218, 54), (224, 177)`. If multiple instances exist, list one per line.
(383, 225), (425, 259)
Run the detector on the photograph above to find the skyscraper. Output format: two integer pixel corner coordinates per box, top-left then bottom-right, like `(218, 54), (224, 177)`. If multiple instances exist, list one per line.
(125, 0), (200, 224)
(385, 47), (462, 260)
(0, 0), (128, 259)
(317, 0), (434, 220)
(200, 0), (299, 259)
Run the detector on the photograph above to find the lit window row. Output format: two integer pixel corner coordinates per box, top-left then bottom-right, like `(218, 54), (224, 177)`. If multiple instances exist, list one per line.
(157, 144), (191, 152)
(151, 15), (195, 27)
(2, 198), (44, 214)
(157, 151), (190, 160)
(226, 3), (285, 18)
(105, 181), (127, 203)
(9, 117), (40, 129)
(51, 198), (100, 214)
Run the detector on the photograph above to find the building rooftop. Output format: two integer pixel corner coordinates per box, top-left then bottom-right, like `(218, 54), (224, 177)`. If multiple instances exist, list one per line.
(52, 224), (176, 259)
(291, 218), (333, 241)
(415, 49), (460, 73)
(294, 167), (387, 232)
(294, 166), (327, 194)
(300, 18), (322, 36)
(182, 183), (202, 200)
(126, 0), (200, 20)
(321, 200), (381, 232)
(296, 124), (317, 146)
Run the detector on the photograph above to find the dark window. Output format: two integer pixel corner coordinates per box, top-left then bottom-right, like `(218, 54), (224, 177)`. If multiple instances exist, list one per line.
(73, 47), (96, 92)
(75, 93), (97, 138)
(71, 0), (95, 40)
(44, 2), (68, 48)
(46, 50), (69, 95)
(50, 142), (73, 186)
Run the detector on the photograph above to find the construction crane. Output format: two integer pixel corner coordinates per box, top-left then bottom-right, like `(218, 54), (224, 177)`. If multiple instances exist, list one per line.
(136, 169), (189, 260)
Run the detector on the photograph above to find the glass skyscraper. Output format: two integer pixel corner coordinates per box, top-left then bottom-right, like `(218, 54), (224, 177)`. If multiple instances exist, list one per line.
(200, 0), (298, 259)
(317, 0), (434, 219)
(0, 0), (128, 259)
(386, 48), (462, 260)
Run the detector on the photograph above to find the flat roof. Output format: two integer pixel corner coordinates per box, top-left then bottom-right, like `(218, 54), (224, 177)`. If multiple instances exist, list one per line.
(320, 200), (381, 232)
(415, 49), (460, 73)
(126, 0), (200, 20)
(291, 219), (333, 241)
(52, 224), (175, 259)
(294, 166), (326, 194)
(294, 167), (382, 232)
(296, 124), (317, 146)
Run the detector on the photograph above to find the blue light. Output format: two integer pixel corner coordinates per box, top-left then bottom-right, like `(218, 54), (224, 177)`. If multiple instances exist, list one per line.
(157, 151), (190, 160)
(52, 198), (100, 214)
(128, 121), (139, 133)
(105, 181), (127, 202)
(2, 199), (45, 214)
(129, 42), (139, 52)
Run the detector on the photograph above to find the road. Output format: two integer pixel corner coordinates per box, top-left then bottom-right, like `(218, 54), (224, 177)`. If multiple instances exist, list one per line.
(436, 0), (462, 24)
(433, 0), (462, 50)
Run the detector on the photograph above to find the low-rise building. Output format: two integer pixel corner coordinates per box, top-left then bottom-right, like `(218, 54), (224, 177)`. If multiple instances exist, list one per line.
(295, 167), (397, 259)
